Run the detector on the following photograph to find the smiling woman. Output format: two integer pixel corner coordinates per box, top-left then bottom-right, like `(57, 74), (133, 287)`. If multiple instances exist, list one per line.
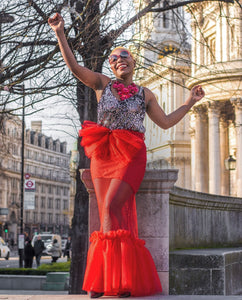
(48, 12), (205, 298)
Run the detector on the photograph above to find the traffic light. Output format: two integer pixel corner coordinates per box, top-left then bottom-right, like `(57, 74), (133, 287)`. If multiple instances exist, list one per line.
(4, 223), (8, 233)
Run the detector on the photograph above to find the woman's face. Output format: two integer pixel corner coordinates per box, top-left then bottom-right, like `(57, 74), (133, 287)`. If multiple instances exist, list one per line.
(109, 48), (135, 78)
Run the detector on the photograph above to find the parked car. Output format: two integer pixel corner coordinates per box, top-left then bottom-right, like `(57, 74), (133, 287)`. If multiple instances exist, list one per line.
(0, 237), (10, 260)
(31, 233), (62, 256)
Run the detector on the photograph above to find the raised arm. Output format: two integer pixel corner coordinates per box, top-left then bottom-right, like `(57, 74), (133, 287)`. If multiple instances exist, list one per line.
(146, 85), (205, 129)
(48, 13), (109, 92)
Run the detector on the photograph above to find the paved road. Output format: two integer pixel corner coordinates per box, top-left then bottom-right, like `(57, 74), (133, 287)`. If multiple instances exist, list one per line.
(0, 293), (241, 300)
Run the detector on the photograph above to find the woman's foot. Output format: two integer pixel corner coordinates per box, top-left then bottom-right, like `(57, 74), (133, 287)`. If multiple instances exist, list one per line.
(118, 292), (131, 298)
(90, 291), (104, 298)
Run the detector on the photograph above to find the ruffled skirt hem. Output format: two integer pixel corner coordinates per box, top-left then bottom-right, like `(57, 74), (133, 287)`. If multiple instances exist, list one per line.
(82, 230), (162, 297)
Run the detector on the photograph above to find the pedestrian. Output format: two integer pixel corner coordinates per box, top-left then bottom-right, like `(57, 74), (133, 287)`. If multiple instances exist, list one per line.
(64, 236), (71, 261)
(49, 239), (62, 263)
(48, 13), (205, 298)
(34, 235), (45, 267)
(24, 240), (35, 268)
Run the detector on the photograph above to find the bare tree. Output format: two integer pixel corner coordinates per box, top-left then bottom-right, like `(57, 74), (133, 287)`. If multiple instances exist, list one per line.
(0, 0), (239, 293)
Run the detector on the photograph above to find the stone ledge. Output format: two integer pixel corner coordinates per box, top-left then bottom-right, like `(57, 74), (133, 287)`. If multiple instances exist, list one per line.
(170, 186), (242, 211)
(170, 248), (242, 296)
(0, 275), (46, 290)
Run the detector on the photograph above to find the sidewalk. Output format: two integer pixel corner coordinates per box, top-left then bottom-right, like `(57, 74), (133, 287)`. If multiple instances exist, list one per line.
(0, 292), (241, 300)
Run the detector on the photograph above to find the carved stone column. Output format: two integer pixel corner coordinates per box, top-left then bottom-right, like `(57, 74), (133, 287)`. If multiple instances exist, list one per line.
(80, 169), (178, 296)
(192, 105), (209, 193)
(189, 113), (196, 191)
(231, 98), (242, 197)
(208, 101), (221, 194)
(219, 114), (229, 195)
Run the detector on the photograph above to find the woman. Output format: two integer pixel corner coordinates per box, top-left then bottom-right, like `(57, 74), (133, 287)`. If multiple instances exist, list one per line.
(49, 239), (62, 263)
(48, 13), (205, 298)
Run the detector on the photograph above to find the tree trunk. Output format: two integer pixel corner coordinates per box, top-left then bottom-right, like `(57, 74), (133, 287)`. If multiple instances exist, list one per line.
(69, 81), (97, 294)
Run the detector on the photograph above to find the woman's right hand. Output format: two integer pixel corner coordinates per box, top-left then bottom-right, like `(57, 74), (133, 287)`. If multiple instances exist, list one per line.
(48, 13), (64, 34)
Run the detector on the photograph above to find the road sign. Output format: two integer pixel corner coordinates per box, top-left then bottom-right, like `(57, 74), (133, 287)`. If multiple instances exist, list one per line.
(25, 173), (31, 179)
(24, 179), (35, 209)
(24, 179), (35, 190)
(24, 191), (35, 210)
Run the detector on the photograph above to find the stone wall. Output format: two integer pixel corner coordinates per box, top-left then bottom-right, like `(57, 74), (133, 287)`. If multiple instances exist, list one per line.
(169, 186), (242, 249)
(170, 248), (242, 295)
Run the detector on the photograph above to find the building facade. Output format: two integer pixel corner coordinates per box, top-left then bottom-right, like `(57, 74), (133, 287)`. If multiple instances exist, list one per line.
(186, 1), (242, 196)
(0, 116), (71, 243)
(134, 0), (193, 189)
(134, 1), (241, 196)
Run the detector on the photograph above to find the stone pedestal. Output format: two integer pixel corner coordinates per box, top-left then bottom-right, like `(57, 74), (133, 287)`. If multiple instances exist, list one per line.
(80, 169), (178, 296)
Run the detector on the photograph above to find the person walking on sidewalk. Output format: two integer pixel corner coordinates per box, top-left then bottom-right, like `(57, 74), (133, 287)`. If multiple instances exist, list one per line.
(49, 239), (62, 263)
(24, 240), (35, 268)
(34, 235), (45, 267)
(64, 236), (71, 261)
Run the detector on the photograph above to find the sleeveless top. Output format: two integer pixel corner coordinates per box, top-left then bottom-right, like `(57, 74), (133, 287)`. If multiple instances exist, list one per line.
(97, 81), (146, 133)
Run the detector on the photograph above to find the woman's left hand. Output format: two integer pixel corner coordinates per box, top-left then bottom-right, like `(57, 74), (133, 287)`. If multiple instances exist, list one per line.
(190, 85), (205, 103)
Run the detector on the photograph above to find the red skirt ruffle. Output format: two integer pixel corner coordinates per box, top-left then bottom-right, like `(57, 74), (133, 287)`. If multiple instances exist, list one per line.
(82, 230), (162, 297)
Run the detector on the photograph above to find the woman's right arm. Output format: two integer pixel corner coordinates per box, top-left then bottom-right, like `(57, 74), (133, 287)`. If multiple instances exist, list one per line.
(48, 13), (109, 91)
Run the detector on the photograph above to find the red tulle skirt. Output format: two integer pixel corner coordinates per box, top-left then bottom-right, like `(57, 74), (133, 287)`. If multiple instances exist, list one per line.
(79, 121), (162, 296)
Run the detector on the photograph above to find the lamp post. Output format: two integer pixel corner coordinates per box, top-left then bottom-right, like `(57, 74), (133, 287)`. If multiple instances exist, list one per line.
(19, 84), (25, 268)
(5, 84), (25, 267)
(224, 155), (236, 196)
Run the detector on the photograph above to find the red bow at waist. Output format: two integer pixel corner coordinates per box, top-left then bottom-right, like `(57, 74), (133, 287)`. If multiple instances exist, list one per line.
(79, 121), (145, 166)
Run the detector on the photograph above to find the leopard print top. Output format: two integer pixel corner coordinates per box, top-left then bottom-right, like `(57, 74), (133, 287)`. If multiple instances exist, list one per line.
(97, 81), (146, 133)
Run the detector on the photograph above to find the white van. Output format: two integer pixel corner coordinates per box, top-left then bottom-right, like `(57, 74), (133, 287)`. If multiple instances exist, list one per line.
(32, 233), (62, 256)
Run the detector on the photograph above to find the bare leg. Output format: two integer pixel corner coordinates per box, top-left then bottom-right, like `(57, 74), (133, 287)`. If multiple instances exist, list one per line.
(93, 178), (111, 221)
(102, 179), (133, 233)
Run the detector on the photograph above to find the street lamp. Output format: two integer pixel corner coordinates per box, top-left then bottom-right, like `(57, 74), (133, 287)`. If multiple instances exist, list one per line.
(224, 155), (236, 195)
(224, 155), (236, 171)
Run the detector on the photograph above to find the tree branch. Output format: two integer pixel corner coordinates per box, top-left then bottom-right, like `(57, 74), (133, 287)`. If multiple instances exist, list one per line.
(150, 0), (234, 12)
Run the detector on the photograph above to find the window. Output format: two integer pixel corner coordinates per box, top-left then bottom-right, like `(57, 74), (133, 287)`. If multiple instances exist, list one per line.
(48, 185), (52, 194)
(56, 186), (61, 195)
(48, 213), (53, 224)
(56, 199), (60, 210)
(41, 213), (45, 223)
(41, 197), (45, 208)
(63, 200), (68, 210)
(204, 34), (216, 65)
(56, 214), (60, 224)
(33, 212), (38, 223)
(63, 187), (69, 196)
(48, 198), (53, 209)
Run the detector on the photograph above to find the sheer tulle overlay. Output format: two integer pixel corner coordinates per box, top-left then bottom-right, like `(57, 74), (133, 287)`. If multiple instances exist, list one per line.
(79, 121), (162, 296)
